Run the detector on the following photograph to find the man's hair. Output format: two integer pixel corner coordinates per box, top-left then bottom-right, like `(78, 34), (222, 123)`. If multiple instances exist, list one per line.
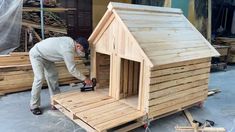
(75, 36), (90, 59)
(75, 37), (89, 53)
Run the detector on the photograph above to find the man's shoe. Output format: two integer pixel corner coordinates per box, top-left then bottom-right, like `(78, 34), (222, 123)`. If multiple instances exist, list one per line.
(30, 108), (42, 115)
(51, 106), (57, 110)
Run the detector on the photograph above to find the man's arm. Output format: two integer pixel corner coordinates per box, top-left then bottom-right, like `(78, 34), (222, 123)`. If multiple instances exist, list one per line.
(63, 51), (86, 81)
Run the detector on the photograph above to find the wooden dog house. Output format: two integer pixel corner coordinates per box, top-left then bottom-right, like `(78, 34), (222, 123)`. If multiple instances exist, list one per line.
(52, 2), (219, 131)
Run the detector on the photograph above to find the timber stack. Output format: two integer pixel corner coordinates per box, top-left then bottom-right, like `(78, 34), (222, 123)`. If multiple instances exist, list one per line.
(17, 0), (71, 52)
(0, 52), (89, 95)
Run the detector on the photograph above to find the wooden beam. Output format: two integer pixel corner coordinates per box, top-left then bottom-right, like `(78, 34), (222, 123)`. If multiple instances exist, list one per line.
(207, 0), (212, 43)
(22, 21), (67, 34)
(23, 7), (76, 12)
(24, 30), (28, 52)
(164, 0), (172, 7)
(175, 126), (226, 132)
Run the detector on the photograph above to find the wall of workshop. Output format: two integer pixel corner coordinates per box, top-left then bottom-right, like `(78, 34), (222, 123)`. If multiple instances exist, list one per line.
(92, 0), (132, 29)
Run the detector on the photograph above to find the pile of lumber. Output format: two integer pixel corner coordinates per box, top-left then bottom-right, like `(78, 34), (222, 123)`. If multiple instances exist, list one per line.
(0, 52), (89, 95)
(216, 37), (235, 63)
(17, 0), (72, 52)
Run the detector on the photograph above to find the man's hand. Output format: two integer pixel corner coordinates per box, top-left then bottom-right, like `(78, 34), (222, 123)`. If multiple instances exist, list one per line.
(84, 78), (92, 85)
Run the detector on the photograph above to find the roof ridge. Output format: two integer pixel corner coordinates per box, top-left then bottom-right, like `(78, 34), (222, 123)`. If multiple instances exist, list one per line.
(108, 2), (182, 14)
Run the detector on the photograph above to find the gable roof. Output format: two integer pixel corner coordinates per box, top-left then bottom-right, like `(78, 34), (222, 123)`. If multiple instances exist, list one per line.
(89, 2), (219, 66)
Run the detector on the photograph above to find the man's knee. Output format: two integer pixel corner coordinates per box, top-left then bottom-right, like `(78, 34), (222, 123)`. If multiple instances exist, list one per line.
(33, 76), (44, 84)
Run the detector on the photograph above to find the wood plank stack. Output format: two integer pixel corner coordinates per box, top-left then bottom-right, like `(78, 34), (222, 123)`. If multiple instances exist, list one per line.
(0, 52), (89, 95)
(216, 37), (235, 63)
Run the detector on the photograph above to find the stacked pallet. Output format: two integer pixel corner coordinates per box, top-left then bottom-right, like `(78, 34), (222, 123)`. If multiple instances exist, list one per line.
(216, 37), (235, 63)
(0, 52), (89, 95)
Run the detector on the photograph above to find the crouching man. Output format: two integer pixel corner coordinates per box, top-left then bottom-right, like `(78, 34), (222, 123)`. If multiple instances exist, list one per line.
(29, 36), (92, 115)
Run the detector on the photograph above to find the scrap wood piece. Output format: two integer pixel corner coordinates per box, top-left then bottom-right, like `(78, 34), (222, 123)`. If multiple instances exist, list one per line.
(22, 21), (67, 34)
(23, 7), (76, 12)
(175, 110), (226, 132)
(175, 126), (226, 132)
(208, 89), (221, 96)
(184, 110), (196, 127)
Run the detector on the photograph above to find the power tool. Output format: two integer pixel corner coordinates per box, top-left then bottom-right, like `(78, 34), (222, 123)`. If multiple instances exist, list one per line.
(80, 78), (96, 92)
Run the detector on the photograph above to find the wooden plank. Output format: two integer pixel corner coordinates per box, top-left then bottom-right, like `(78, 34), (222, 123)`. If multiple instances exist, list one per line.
(128, 61), (134, 96)
(150, 73), (209, 92)
(149, 95), (206, 118)
(76, 102), (122, 117)
(54, 104), (97, 132)
(93, 14), (115, 45)
(151, 62), (210, 77)
(22, 21), (67, 34)
(94, 111), (144, 131)
(23, 7), (76, 12)
(123, 59), (129, 98)
(150, 67), (210, 84)
(132, 30), (200, 43)
(67, 94), (112, 109)
(149, 85), (207, 106)
(114, 122), (143, 132)
(183, 110), (195, 127)
(24, 30), (28, 52)
(89, 10), (112, 43)
(112, 9), (153, 67)
(115, 9), (182, 17)
(149, 90), (206, 112)
(72, 98), (116, 114)
(108, 2), (182, 14)
(119, 13), (184, 22)
(151, 58), (210, 70)
(164, 0), (172, 7)
(150, 50), (214, 66)
(150, 79), (208, 99)
(175, 126), (226, 132)
(140, 42), (205, 52)
(207, 0), (212, 43)
(133, 62), (139, 95)
(145, 46), (209, 57)
(88, 107), (134, 126)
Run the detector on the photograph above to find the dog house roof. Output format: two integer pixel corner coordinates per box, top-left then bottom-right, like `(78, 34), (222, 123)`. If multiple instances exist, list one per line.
(89, 2), (219, 67)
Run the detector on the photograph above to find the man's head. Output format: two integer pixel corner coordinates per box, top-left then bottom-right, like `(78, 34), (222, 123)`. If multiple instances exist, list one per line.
(75, 37), (89, 58)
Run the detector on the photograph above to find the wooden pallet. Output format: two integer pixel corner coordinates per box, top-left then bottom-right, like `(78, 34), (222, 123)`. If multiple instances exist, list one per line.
(52, 90), (145, 132)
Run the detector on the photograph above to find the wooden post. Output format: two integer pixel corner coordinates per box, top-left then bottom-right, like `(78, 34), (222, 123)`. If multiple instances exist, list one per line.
(207, 0), (212, 43)
(24, 30), (28, 52)
(164, 0), (172, 7)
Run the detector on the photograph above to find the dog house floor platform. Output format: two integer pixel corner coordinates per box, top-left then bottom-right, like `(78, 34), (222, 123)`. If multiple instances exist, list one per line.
(52, 90), (145, 132)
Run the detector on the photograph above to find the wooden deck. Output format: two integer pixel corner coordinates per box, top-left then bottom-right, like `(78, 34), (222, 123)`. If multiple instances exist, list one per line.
(52, 90), (145, 132)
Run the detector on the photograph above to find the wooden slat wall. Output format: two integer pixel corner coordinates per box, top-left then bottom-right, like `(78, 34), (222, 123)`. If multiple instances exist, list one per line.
(148, 58), (211, 118)
(96, 53), (110, 89)
(0, 53), (89, 95)
(119, 59), (140, 98)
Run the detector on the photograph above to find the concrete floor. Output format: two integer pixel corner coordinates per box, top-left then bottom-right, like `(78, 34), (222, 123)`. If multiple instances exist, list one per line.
(1, 66), (235, 132)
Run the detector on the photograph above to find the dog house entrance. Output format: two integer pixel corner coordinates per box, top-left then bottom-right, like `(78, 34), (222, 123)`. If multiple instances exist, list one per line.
(96, 53), (110, 94)
(120, 58), (141, 108)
